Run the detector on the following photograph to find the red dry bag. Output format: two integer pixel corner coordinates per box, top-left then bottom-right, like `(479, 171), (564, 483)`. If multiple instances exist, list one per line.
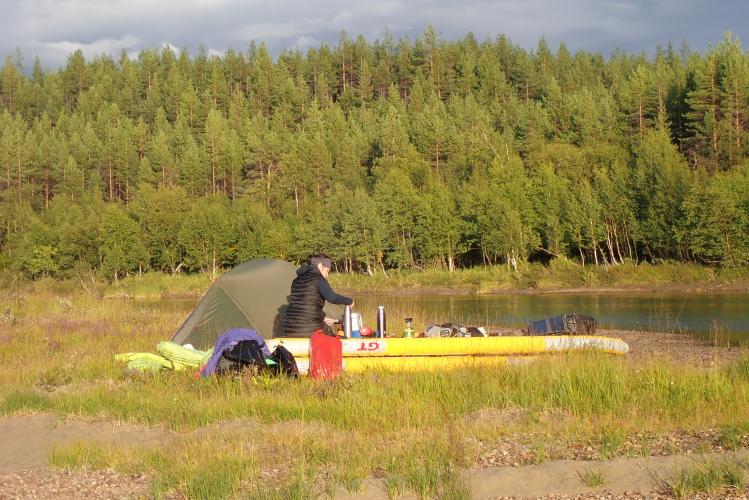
(309, 330), (342, 380)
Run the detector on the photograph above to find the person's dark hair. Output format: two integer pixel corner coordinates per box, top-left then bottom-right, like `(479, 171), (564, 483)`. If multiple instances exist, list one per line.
(308, 254), (332, 269)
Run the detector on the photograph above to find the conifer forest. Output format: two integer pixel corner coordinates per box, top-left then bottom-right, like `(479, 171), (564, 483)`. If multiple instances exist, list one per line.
(1, 29), (748, 280)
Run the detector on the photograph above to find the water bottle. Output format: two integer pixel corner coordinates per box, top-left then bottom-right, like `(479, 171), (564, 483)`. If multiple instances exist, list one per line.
(343, 305), (352, 338)
(402, 317), (415, 338)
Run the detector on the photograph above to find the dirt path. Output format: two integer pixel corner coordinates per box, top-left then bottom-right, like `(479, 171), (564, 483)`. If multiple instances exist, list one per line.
(472, 451), (749, 499)
(335, 451), (749, 499)
(0, 413), (167, 474)
(0, 469), (151, 499)
(0, 414), (165, 498)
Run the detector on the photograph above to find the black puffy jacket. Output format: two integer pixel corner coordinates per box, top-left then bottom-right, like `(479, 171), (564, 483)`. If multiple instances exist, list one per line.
(283, 264), (325, 336)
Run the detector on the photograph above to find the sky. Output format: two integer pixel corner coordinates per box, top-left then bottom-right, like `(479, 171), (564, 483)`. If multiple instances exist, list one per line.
(1, 0), (747, 70)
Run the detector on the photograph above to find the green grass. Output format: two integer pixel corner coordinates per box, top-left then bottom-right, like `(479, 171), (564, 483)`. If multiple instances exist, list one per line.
(5, 355), (743, 432)
(51, 438), (261, 499)
(578, 469), (606, 487)
(667, 459), (747, 498)
(719, 423), (749, 451)
(598, 428), (627, 460)
(2, 292), (749, 498)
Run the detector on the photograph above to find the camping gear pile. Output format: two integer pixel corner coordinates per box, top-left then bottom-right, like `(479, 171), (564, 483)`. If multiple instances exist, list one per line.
(113, 259), (345, 378)
(116, 328), (301, 378)
(423, 323), (487, 338)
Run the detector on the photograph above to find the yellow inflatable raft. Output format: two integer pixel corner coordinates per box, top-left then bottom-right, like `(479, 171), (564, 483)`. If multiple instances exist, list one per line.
(267, 335), (629, 359)
(271, 335), (627, 374)
(118, 336), (627, 374)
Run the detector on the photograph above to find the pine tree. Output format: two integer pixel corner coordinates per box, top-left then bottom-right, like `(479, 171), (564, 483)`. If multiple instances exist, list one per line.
(717, 33), (749, 167)
(623, 65), (658, 140)
(687, 50), (721, 172)
(59, 156), (85, 201)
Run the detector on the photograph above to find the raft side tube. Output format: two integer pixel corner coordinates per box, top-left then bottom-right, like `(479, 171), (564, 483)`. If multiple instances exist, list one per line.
(269, 335), (629, 358)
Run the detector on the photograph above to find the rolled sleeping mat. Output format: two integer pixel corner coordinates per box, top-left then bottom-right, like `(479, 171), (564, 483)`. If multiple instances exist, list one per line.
(115, 352), (179, 371)
(157, 341), (213, 367)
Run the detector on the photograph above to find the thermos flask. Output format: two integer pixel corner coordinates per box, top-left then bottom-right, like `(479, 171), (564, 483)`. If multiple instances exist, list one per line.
(376, 305), (387, 338)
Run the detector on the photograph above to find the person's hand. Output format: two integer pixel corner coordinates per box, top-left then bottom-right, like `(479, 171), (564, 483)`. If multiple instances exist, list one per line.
(324, 317), (337, 327)
(349, 300), (355, 309)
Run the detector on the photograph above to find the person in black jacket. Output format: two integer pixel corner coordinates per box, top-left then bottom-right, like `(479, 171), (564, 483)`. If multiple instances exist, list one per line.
(282, 254), (354, 337)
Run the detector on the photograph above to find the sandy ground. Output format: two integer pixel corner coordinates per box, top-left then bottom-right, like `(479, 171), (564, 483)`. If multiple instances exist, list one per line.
(335, 451), (749, 499)
(0, 414), (165, 499)
(611, 328), (745, 366)
(0, 330), (747, 498)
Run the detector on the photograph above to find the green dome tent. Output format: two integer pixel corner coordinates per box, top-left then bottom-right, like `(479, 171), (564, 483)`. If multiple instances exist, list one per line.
(171, 258), (343, 350)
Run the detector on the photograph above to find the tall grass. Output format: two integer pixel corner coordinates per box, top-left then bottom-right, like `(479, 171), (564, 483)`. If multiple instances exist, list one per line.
(667, 459), (747, 498)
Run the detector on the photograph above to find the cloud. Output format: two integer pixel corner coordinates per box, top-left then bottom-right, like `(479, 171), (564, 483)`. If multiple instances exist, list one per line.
(294, 36), (321, 51)
(39, 34), (142, 58)
(231, 19), (325, 41)
(1, 0), (747, 70)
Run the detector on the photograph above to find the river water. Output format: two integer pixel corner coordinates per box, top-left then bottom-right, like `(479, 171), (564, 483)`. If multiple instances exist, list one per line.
(155, 291), (749, 342)
(357, 292), (749, 342)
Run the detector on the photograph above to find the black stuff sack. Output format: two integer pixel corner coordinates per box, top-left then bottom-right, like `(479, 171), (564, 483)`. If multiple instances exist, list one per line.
(216, 339), (267, 375)
(269, 345), (300, 378)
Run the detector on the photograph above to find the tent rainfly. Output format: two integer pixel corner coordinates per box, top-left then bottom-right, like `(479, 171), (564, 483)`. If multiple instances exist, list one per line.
(171, 258), (342, 350)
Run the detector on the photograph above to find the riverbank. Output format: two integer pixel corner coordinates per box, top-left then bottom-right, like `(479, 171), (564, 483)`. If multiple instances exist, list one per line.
(331, 261), (749, 296)
(2, 261), (747, 300)
(0, 293), (748, 498)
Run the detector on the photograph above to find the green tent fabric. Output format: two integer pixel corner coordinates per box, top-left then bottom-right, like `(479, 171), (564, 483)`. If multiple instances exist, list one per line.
(171, 258), (343, 350)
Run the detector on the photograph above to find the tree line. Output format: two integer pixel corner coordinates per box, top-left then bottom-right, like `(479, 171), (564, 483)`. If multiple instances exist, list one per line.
(0, 28), (748, 280)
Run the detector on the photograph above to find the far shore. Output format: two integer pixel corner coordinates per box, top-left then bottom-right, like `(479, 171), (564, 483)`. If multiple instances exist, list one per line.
(1, 262), (747, 300)
(339, 281), (749, 297)
(111, 280), (749, 300)
(55, 281), (749, 300)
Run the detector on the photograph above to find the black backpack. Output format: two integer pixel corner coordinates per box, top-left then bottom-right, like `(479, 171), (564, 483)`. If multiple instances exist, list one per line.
(216, 341), (299, 379)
